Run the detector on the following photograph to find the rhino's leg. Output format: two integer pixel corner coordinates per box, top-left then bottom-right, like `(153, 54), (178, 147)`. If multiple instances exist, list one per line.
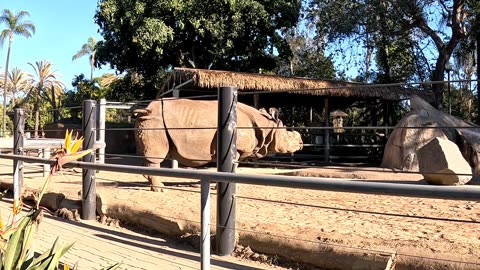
(145, 161), (165, 192)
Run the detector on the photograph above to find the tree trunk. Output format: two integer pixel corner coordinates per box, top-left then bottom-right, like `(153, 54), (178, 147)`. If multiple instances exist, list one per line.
(477, 31), (480, 123)
(2, 36), (12, 137)
(12, 86), (16, 108)
(34, 87), (40, 138)
(431, 52), (451, 109)
(90, 52), (95, 81)
(51, 85), (59, 123)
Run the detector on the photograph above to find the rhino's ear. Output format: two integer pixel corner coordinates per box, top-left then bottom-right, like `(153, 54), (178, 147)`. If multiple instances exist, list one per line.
(132, 108), (152, 119)
(268, 107), (280, 123)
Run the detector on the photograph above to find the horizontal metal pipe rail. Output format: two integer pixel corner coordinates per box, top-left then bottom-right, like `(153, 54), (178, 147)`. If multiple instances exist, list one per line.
(1, 153), (479, 201)
(0, 139), (105, 150)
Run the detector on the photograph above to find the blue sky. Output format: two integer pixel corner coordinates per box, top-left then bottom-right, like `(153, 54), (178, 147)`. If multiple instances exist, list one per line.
(1, 0), (111, 89)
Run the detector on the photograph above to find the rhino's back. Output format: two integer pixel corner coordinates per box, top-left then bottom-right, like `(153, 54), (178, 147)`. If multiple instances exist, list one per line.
(161, 100), (264, 165)
(159, 100), (217, 165)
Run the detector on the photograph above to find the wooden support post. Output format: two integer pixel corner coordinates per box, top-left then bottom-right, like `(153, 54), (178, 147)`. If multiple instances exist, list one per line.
(97, 98), (106, 164)
(253, 94), (260, 109)
(324, 98), (330, 162)
(43, 148), (50, 177)
(82, 100), (96, 220)
(200, 179), (211, 269)
(13, 108), (24, 202)
(383, 101), (390, 137)
(216, 86), (237, 256)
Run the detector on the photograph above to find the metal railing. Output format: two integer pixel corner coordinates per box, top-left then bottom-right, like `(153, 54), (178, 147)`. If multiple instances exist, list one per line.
(1, 153), (480, 269)
(3, 87), (480, 269)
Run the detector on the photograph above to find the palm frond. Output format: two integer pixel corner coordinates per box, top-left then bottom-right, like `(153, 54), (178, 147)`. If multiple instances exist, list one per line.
(14, 22), (35, 37)
(14, 10), (30, 20)
(98, 73), (118, 88)
(27, 62), (40, 77)
(0, 29), (9, 47)
(8, 68), (33, 90)
(0, 9), (35, 44)
(0, 9), (13, 24)
(72, 37), (96, 61)
(87, 37), (96, 49)
(29, 60), (64, 103)
(72, 44), (92, 61)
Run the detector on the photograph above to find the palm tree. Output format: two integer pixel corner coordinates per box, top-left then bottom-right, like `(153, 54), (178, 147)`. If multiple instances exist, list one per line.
(28, 61), (64, 138)
(8, 67), (32, 107)
(0, 9), (35, 136)
(72, 37), (96, 81)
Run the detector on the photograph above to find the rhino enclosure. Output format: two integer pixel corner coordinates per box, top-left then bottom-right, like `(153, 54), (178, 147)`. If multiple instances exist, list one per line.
(4, 71), (480, 269)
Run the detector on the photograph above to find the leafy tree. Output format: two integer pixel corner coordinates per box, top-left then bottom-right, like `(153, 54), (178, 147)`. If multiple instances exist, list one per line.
(0, 9), (35, 136)
(308, 0), (476, 108)
(26, 61), (64, 137)
(465, 0), (480, 121)
(63, 73), (119, 120)
(94, 0), (301, 95)
(279, 27), (336, 79)
(70, 73), (111, 101)
(104, 71), (158, 101)
(7, 67), (32, 107)
(72, 37), (97, 81)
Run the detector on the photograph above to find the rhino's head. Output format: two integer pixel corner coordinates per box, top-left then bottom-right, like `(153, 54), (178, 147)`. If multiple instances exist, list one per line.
(268, 124), (303, 153)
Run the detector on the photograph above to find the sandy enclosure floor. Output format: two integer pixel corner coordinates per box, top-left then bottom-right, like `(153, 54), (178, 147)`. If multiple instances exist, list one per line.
(1, 158), (479, 269)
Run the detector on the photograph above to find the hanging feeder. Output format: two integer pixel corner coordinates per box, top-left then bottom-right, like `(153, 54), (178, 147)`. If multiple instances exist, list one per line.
(330, 110), (349, 133)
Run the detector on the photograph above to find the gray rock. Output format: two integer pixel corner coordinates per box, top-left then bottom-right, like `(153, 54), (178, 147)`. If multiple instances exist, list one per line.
(418, 136), (472, 185)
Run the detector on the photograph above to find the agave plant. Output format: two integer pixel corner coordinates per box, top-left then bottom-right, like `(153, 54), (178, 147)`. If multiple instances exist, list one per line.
(0, 130), (119, 270)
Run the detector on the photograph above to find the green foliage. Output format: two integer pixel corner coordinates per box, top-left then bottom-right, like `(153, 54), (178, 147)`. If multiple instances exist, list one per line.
(0, 9), (36, 136)
(442, 85), (478, 123)
(308, 0), (476, 106)
(94, 0), (301, 89)
(17, 97), (54, 132)
(71, 74), (109, 101)
(0, 132), (119, 270)
(0, 193), (72, 270)
(278, 28), (336, 79)
(103, 71), (155, 101)
(0, 108), (13, 136)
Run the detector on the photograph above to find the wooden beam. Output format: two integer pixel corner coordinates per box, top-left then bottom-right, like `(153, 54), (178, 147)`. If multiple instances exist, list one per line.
(324, 98), (330, 162)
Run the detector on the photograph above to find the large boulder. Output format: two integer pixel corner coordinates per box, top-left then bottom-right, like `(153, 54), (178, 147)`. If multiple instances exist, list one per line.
(134, 99), (303, 191)
(382, 95), (480, 177)
(417, 136), (472, 185)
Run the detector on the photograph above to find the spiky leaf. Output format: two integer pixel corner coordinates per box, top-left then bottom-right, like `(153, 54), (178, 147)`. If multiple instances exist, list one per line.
(3, 215), (31, 269)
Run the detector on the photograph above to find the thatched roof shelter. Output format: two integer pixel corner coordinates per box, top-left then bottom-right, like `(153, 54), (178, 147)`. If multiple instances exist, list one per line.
(159, 68), (435, 102)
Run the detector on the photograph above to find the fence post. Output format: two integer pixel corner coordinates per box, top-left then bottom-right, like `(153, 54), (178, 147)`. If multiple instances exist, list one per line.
(42, 148), (50, 177)
(324, 97), (330, 162)
(97, 98), (106, 164)
(200, 179), (211, 269)
(13, 108), (24, 202)
(82, 100), (96, 220)
(216, 86), (237, 256)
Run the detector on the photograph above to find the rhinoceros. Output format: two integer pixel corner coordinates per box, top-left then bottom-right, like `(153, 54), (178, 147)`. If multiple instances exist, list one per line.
(133, 99), (303, 191)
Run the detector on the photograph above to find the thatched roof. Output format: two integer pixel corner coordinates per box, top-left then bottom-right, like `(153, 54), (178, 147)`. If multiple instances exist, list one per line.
(160, 68), (435, 101)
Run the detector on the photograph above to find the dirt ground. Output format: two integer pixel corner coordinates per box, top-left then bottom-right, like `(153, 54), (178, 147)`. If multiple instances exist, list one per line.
(1, 158), (479, 270)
